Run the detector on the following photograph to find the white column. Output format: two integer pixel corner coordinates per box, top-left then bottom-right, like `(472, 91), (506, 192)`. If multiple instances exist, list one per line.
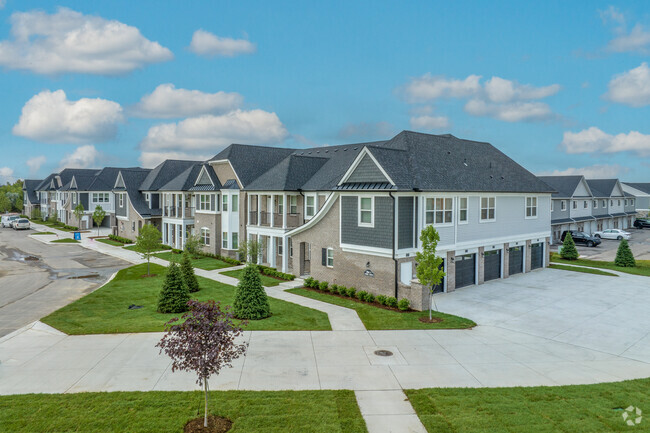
(271, 194), (275, 227)
(282, 235), (289, 273)
(247, 194), (251, 224)
(257, 195), (261, 226)
(180, 223), (185, 250)
(181, 193), (186, 219)
(270, 236), (277, 268)
(257, 234), (262, 264)
(282, 193), (287, 229)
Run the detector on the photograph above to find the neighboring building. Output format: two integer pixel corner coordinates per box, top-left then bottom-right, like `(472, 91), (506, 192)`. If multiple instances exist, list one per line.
(22, 179), (42, 218)
(622, 183), (650, 215)
(113, 168), (154, 240)
(586, 179), (632, 230)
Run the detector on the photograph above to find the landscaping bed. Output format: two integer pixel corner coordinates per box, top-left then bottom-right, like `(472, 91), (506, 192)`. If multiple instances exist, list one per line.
(0, 390), (367, 433)
(550, 252), (650, 277)
(406, 377), (650, 433)
(221, 268), (290, 287)
(96, 238), (126, 247)
(287, 287), (475, 330)
(42, 263), (330, 334)
(154, 251), (235, 270)
(549, 263), (618, 277)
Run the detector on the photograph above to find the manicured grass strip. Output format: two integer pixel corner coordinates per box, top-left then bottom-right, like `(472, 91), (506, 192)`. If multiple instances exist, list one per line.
(406, 378), (650, 433)
(31, 231), (55, 235)
(50, 238), (79, 243)
(222, 268), (287, 287)
(550, 252), (650, 277)
(42, 263), (330, 334)
(550, 263), (619, 277)
(39, 221), (79, 232)
(287, 288), (475, 330)
(154, 251), (233, 270)
(96, 238), (125, 247)
(123, 244), (171, 253)
(0, 390), (367, 433)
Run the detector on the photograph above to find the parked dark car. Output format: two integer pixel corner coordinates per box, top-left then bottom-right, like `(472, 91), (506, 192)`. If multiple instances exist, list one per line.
(560, 230), (602, 247)
(633, 219), (650, 229)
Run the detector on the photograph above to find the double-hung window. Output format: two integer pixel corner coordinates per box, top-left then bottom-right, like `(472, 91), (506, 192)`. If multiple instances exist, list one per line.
(222, 195), (228, 212)
(602, 200), (606, 207)
(277, 196), (283, 214)
(119, 194), (124, 207)
(593, 200), (598, 209)
(526, 197), (537, 218)
(93, 193), (109, 203)
(561, 201), (566, 211)
(425, 198), (452, 225)
(326, 248), (334, 267)
(232, 233), (238, 250)
(232, 195), (238, 212)
(222, 232), (228, 249)
(358, 197), (374, 227)
(583, 200), (588, 209)
(458, 197), (468, 223)
(199, 194), (214, 211)
(573, 201), (577, 209)
(305, 195), (315, 218)
(480, 197), (496, 221)
(289, 196), (298, 214)
(201, 228), (210, 246)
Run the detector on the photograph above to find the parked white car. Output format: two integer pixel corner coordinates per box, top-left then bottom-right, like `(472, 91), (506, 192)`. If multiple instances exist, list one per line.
(1, 214), (19, 228)
(12, 218), (30, 230)
(594, 229), (631, 240)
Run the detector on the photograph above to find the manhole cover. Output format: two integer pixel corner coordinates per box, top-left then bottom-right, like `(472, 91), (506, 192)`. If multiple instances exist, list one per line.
(374, 350), (393, 357)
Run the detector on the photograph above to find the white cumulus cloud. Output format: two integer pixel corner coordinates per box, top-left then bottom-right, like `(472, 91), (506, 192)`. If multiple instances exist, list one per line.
(604, 62), (650, 107)
(140, 109), (288, 154)
(57, 145), (100, 171)
(398, 73), (559, 123)
(0, 7), (172, 75)
(409, 115), (449, 130)
(537, 164), (628, 179)
(13, 89), (124, 144)
(561, 127), (650, 156)
(0, 167), (14, 184)
(189, 29), (256, 57)
(26, 155), (46, 175)
(131, 83), (243, 118)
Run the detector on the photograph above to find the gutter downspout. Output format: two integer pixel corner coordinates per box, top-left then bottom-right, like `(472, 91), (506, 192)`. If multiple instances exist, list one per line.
(389, 191), (398, 299)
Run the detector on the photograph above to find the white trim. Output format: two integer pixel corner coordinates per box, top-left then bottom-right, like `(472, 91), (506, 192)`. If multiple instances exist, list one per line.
(326, 247), (334, 267)
(194, 165), (215, 187)
(358, 196), (374, 227)
(113, 171), (125, 189)
(304, 194), (317, 220)
(479, 196), (496, 223)
(337, 147), (396, 186)
(458, 196), (468, 224)
(287, 192), (339, 237)
(423, 196), (454, 227)
(340, 243), (393, 258)
(525, 196), (538, 219)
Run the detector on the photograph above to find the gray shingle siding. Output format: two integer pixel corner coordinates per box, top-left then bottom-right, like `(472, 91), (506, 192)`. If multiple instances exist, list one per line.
(398, 197), (414, 249)
(346, 154), (389, 184)
(551, 199), (569, 221)
(116, 194), (127, 217)
(340, 195), (393, 249)
(80, 193), (89, 210)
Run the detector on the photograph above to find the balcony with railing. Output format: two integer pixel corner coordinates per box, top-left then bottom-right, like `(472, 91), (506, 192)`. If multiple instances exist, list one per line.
(260, 211), (270, 226)
(164, 206), (195, 219)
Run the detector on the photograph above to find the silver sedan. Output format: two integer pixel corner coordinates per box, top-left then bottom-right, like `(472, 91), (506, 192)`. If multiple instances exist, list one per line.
(594, 229), (631, 240)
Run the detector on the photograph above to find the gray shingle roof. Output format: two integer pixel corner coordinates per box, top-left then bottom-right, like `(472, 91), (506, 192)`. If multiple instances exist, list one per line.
(537, 176), (583, 198)
(210, 144), (296, 187)
(158, 164), (203, 191)
(623, 182), (650, 195)
(222, 179), (239, 189)
(115, 168), (153, 217)
(586, 179), (622, 198)
(139, 160), (200, 192)
(22, 179), (42, 204)
(245, 155), (330, 191)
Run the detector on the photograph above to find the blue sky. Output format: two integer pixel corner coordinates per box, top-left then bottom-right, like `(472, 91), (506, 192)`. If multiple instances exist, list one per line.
(1, 0), (650, 182)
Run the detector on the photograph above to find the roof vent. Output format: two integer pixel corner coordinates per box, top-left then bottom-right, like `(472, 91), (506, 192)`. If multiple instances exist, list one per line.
(490, 175), (493, 179)
(353, 147), (358, 150)
(501, 176), (505, 180)
(325, 150), (329, 153)
(447, 151), (451, 155)
(343, 148), (348, 151)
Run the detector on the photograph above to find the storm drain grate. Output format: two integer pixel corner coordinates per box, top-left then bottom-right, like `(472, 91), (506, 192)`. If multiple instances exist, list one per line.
(374, 350), (393, 357)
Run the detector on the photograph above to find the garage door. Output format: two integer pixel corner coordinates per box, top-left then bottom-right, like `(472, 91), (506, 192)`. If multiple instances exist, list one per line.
(509, 246), (523, 275)
(484, 250), (501, 282)
(455, 254), (475, 289)
(530, 242), (544, 270)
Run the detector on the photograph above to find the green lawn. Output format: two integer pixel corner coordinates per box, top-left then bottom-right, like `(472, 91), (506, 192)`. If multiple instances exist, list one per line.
(42, 263), (330, 334)
(549, 263), (619, 277)
(39, 221), (79, 232)
(50, 238), (79, 243)
(31, 231), (55, 235)
(96, 238), (126, 247)
(287, 288), (475, 330)
(406, 378), (650, 433)
(0, 390), (367, 433)
(222, 268), (287, 287)
(154, 251), (233, 270)
(550, 252), (650, 276)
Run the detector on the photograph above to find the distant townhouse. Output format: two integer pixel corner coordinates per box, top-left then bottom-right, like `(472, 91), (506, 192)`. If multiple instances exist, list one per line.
(622, 183), (650, 215)
(113, 168), (155, 239)
(22, 179), (42, 217)
(586, 179), (634, 230)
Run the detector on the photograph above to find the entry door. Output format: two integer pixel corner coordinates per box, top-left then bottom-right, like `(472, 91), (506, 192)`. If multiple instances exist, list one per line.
(484, 250), (501, 282)
(509, 246), (523, 275)
(455, 254), (475, 289)
(531, 243), (544, 270)
(431, 260), (445, 294)
(299, 242), (311, 276)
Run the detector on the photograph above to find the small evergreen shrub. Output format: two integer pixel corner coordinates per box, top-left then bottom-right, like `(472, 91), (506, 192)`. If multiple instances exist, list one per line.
(109, 234), (134, 244)
(157, 262), (190, 314)
(171, 248), (183, 254)
(386, 297), (398, 308)
(560, 232), (579, 260)
(347, 287), (357, 298)
(180, 252), (200, 293)
(330, 284), (339, 294)
(365, 293), (376, 303)
(257, 265), (295, 281)
(398, 298), (410, 311)
(337, 285), (348, 296)
(319, 281), (329, 292)
(233, 263), (271, 320)
(311, 279), (320, 289)
(614, 239), (636, 267)
(356, 291), (369, 302)
(377, 295), (388, 306)
(304, 277), (315, 288)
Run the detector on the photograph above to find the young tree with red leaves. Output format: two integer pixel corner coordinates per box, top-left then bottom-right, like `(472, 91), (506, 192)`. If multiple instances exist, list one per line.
(156, 300), (248, 428)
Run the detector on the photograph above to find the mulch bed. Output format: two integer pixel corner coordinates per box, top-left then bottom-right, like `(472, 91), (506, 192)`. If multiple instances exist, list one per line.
(418, 316), (442, 324)
(184, 415), (232, 433)
(300, 286), (414, 313)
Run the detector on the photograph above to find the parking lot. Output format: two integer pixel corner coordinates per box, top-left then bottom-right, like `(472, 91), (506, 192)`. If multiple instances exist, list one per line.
(562, 227), (650, 261)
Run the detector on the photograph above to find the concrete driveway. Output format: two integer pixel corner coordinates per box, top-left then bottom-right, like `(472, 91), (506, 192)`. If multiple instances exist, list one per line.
(0, 228), (129, 337)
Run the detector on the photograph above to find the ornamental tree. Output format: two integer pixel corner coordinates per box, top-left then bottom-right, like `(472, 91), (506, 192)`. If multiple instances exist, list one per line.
(180, 251), (200, 293)
(614, 239), (636, 267)
(136, 223), (162, 276)
(156, 300), (248, 429)
(157, 262), (190, 313)
(73, 203), (84, 228)
(560, 232), (579, 260)
(415, 225), (446, 320)
(92, 205), (106, 235)
(233, 263), (271, 320)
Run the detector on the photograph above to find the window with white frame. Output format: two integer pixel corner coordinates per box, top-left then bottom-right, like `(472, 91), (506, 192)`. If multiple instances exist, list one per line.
(480, 197), (496, 221)
(277, 196), (283, 214)
(201, 228), (210, 246)
(425, 198), (453, 225)
(610, 200), (613, 206)
(561, 200), (566, 211)
(573, 200), (577, 209)
(602, 199), (606, 207)
(526, 197), (537, 218)
(222, 195), (228, 212)
(289, 196), (297, 214)
(119, 193), (124, 207)
(618, 199), (621, 206)
(232, 195), (238, 212)
(358, 196), (374, 226)
(278, 238), (283, 256)
(145, 193), (150, 205)
(458, 197), (468, 223)
(92, 193), (109, 203)
(289, 237), (293, 257)
(631, 199), (635, 206)
(551, 201), (554, 212)
(232, 233), (238, 250)
(327, 248), (334, 267)
(583, 200), (588, 209)
(305, 195), (315, 218)
(222, 232), (228, 249)
(593, 200), (598, 209)
(72, 193), (77, 205)
(199, 194), (215, 211)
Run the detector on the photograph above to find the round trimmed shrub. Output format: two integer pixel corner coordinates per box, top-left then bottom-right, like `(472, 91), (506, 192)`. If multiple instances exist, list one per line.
(365, 293), (376, 303)
(319, 281), (329, 292)
(386, 297), (398, 308)
(377, 295), (388, 306)
(397, 298), (410, 311)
